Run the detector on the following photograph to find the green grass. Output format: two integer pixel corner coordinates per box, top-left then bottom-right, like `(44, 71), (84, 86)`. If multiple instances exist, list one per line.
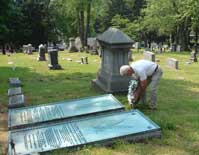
(0, 50), (199, 155)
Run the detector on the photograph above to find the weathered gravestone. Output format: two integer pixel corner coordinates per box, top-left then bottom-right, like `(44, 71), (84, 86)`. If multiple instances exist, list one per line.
(8, 94), (25, 108)
(143, 51), (155, 62)
(8, 109), (161, 155)
(92, 27), (133, 93)
(176, 45), (181, 52)
(75, 37), (82, 52)
(128, 50), (133, 61)
(167, 58), (179, 69)
(48, 49), (61, 70)
(68, 37), (78, 52)
(88, 37), (98, 55)
(8, 94), (124, 130)
(9, 78), (21, 87)
(37, 44), (46, 61)
(80, 57), (88, 64)
(8, 87), (22, 97)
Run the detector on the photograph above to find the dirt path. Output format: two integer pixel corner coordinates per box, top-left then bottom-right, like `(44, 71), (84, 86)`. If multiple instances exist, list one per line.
(0, 112), (8, 155)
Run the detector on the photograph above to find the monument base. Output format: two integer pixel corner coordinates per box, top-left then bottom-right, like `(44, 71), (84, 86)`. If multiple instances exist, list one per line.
(37, 57), (46, 61)
(48, 64), (62, 70)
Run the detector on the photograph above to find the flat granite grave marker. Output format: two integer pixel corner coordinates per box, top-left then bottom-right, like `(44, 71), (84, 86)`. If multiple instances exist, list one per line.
(9, 94), (25, 109)
(167, 58), (179, 69)
(8, 110), (161, 155)
(8, 87), (22, 97)
(9, 78), (21, 87)
(8, 94), (124, 130)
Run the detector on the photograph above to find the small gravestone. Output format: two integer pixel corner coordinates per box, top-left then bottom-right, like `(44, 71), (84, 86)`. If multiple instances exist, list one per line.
(143, 51), (155, 62)
(27, 44), (33, 54)
(48, 49), (61, 70)
(68, 37), (78, 52)
(167, 58), (179, 69)
(75, 37), (82, 52)
(37, 44), (46, 61)
(81, 57), (88, 64)
(128, 50), (133, 61)
(170, 44), (176, 51)
(92, 27), (133, 93)
(8, 87), (22, 97)
(134, 42), (140, 49)
(22, 45), (28, 53)
(9, 78), (21, 87)
(176, 45), (181, 52)
(8, 94), (25, 108)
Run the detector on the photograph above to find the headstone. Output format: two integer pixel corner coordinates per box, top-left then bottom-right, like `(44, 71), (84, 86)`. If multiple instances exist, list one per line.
(8, 94), (25, 108)
(27, 44), (33, 54)
(37, 44), (46, 61)
(48, 49), (61, 70)
(89, 39), (99, 55)
(8, 94), (124, 130)
(75, 37), (82, 52)
(9, 78), (21, 87)
(8, 109), (161, 155)
(128, 50), (133, 61)
(22, 45), (29, 54)
(92, 27), (133, 93)
(143, 51), (155, 62)
(170, 43), (176, 51)
(80, 57), (88, 64)
(68, 37), (78, 52)
(167, 58), (179, 69)
(176, 45), (181, 52)
(134, 42), (140, 49)
(8, 87), (22, 97)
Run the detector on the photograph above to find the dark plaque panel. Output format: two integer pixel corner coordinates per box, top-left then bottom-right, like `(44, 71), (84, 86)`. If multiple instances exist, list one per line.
(8, 110), (161, 155)
(8, 94), (124, 130)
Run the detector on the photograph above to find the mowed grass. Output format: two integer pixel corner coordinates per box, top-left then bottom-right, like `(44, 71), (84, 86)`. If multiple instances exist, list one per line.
(0, 50), (198, 155)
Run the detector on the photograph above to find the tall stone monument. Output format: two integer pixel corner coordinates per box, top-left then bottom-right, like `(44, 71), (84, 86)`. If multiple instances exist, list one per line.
(48, 49), (61, 70)
(92, 27), (133, 93)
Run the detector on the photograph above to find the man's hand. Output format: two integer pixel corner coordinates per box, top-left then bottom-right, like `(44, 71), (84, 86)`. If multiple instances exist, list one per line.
(140, 79), (148, 91)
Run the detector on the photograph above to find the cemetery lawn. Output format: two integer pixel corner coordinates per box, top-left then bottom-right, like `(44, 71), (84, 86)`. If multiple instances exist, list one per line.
(0, 51), (199, 155)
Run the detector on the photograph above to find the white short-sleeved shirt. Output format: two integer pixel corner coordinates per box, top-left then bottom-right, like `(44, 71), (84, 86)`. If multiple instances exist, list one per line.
(130, 60), (157, 81)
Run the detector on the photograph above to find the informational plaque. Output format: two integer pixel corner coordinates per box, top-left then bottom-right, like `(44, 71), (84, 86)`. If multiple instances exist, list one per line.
(8, 94), (124, 130)
(8, 110), (161, 155)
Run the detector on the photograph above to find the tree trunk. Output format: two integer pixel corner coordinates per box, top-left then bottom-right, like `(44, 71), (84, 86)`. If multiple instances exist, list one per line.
(79, 8), (85, 47)
(2, 42), (6, 55)
(193, 29), (198, 62)
(85, 0), (91, 46)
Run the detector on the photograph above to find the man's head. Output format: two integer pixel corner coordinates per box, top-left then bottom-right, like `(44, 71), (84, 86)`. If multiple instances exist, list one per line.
(120, 65), (134, 76)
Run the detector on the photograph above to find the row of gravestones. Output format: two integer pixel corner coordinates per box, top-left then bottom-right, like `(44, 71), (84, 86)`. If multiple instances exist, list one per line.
(143, 51), (179, 69)
(8, 78), (25, 109)
(68, 37), (99, 55)
(8, 78), (40, 155)
(37, 45), (89, 69)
